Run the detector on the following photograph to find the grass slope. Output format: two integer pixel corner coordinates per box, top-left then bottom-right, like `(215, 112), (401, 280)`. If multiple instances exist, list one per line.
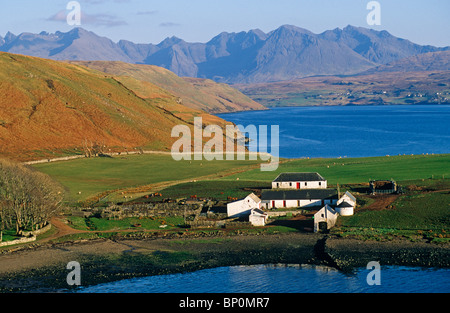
(0, 52), (232, 161)
(33, 154), (264, 204)
(72, 61), (267, 114)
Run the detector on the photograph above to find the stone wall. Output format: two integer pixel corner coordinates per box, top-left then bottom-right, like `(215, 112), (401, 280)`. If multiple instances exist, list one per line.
(72, 202), (204, 220)
(0, 236), (36, 248)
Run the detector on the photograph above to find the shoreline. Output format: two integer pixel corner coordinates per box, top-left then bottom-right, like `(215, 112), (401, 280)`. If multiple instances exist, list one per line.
(0, 232), (448, 293)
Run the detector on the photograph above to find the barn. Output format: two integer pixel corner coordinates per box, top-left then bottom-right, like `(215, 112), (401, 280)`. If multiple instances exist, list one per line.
(272, 172), (327, 190)
(227, 193), (261, 218)
(260, 189), (338, 209)
(370, 180), (398, 195)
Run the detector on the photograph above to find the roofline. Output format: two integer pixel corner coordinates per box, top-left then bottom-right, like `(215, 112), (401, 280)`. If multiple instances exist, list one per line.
(272, 172), (327, 182)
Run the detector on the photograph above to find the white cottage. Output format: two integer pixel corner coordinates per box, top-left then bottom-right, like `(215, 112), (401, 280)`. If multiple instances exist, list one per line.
(249, 208), (268, 226)
(272, 172), (327, 190)
(227, 193), (261, 218)
(261, 189), (338, 209)
(314, 205), (338, 233)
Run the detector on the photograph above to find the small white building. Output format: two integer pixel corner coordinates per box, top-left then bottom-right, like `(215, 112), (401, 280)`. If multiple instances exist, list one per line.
(335, 191), (356, 216)
(314, 205), (338, 233)
(272, 172), (327, 190)
(249, 208), (268, 226)
(227, 193), (261, 218)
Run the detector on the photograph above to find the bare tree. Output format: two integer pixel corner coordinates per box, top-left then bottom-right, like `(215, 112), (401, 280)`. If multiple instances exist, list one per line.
(0, 159), (64, 236)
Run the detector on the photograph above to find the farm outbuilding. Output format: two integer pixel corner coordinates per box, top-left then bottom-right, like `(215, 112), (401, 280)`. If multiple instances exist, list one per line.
(249, 208), (269, 226)
(336, 201), (354, 216)
(370, 180), (398, 195)
(314, 205), (338, 233)
(335, 191), (356, 216)
(227, 193), (261, 218)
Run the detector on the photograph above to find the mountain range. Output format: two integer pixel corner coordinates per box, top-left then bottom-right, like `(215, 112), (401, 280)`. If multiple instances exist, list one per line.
(2, 25), (449, 83)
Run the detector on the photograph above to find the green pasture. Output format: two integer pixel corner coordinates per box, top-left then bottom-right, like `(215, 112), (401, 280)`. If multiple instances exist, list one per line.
(222, 154), (450, 185)
(32, 154), (263, 203)
(32, 153), (449, 205)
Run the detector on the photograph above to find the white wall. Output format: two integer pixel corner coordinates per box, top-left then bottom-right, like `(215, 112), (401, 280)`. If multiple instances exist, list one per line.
(227, 196), (260, 217)
(337, 193), (356, 207)
(262, 198), (337, 209)
(314, 206), (338, 232)
(272, 181), (327, 189)
(249, 213), (267, 226)
(336, 206), (354, 216)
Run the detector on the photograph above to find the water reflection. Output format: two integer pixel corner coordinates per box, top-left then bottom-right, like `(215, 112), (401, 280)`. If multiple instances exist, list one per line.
(77, 264), (450, 293)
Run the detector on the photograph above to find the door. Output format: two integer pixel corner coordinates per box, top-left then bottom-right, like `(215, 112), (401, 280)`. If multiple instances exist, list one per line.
(318, 222), (328, 232)
(283, 200), (286, 207)
(272, 201), (275, 208)
(297, 182), (300, 189)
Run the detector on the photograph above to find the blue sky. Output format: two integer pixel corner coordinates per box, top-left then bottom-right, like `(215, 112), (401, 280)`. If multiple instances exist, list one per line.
(1, 0), (449, 47)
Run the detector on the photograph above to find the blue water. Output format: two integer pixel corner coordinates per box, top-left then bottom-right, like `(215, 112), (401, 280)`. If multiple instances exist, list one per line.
(217, 105), (450, 159)
(77, 264), (450, 293)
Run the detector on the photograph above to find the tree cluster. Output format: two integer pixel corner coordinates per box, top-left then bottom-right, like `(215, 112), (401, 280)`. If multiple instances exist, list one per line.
(0, 159), (64, 237)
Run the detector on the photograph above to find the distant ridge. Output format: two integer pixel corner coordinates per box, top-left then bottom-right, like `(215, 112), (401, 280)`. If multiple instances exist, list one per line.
(2, 25), (449, 83)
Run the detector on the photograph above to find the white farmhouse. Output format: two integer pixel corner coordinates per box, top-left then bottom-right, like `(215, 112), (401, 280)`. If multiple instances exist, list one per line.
(272, 172), (327, 190)
(227, 193), (261, 218)
(314, 205), (338, 233)
(260, 189), (338, 209)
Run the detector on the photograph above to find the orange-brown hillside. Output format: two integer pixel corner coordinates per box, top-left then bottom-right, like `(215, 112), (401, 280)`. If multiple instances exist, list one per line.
(71, 61), (267, 114)
(0, 52), (234, 161)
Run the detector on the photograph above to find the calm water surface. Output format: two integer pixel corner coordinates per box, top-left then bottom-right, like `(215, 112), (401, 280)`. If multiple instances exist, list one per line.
(217, 105), (450, 158)
(77, 264), (450, 293)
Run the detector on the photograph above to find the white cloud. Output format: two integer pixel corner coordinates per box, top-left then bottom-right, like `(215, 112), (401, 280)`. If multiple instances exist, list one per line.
(47, 10), (127, 27)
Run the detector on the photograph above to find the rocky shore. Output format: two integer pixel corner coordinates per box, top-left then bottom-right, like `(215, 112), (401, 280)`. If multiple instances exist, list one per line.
(0, 232), (448, 293)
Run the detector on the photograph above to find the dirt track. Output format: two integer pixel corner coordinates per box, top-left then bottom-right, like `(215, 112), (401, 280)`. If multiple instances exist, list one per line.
(358, 194), (399, 212)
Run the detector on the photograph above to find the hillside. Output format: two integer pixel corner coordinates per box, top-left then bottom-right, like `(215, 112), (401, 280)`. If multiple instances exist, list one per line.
(2, 26), (448, 84)
(70, 61), (266, 114)
(0, 52), (233, 161)
(361, 51), (450, 74)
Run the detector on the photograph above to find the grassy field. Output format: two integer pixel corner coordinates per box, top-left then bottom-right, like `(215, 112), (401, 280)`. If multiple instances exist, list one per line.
(32, 153), (264, 204)
(32, 153), (449, 205)
(222, 154), (450, 185)
(27, 153), (450, 242)
(68, 216), (185, 231)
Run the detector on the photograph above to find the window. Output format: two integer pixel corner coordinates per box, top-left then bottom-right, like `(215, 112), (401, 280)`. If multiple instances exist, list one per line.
(321, 214), (324, 218)
(319, 182), (322, 186)
(305, 182), (308, 186)
(289, 182), (292, 187)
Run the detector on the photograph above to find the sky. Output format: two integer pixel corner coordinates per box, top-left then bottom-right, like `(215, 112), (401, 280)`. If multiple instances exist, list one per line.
(1, 0), (449, 47)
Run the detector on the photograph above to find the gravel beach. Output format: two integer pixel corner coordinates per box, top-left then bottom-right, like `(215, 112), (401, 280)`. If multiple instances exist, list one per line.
(0, 232), (448, 292)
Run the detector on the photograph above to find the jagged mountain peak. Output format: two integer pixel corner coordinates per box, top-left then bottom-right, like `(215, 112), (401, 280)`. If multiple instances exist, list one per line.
(1, 25), (448, 83)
